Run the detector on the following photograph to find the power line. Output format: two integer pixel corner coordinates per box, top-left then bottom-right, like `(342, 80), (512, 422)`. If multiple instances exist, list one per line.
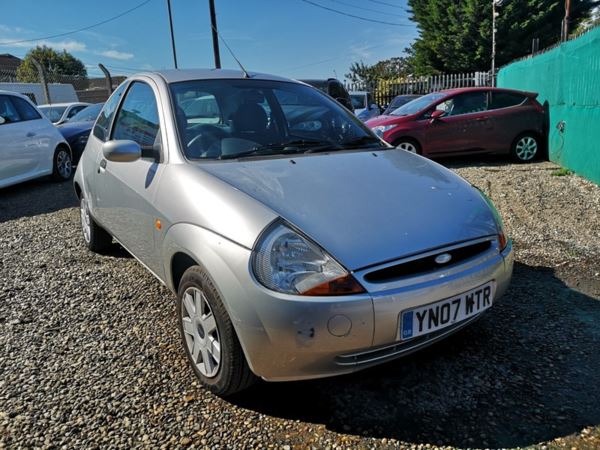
(299, 0), (413, 26)
(367, 0), (405, 9)
(325, 0), (408, 18)
(0, 0), (152, 46)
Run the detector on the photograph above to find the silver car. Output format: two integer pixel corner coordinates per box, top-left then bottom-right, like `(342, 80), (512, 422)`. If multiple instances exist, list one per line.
(74, 69), (513, 396)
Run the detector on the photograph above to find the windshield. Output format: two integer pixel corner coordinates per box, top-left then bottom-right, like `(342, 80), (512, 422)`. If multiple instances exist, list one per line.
(39, 106), (67, 122)
(350, 94), (366, 110)
(170, 79), (384, 160)
(390, 92), (446, 116)
(68, 103), (104, 123)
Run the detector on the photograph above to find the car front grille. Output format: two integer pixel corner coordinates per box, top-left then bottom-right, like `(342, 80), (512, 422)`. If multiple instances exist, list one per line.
(363, 239), (493, 284)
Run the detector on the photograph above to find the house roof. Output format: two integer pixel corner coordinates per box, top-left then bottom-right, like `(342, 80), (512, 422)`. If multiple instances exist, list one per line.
(0, 54), (22, 71)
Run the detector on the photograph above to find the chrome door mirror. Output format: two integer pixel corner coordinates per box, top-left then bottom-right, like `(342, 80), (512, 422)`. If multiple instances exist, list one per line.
(102, 140), (141, 163)
(0, 116), (5, 125)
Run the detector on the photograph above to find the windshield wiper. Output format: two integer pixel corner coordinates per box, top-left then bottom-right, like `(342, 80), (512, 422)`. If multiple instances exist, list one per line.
(337, 135), (388, 149)
(218, 139), (331, 160)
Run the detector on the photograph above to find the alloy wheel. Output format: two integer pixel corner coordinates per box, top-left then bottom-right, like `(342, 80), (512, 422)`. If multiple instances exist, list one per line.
(515, 136), (538, 161)
(56, 150), (73, 178)
(181, 287), (221, 378)
(397, 142), (417, 153)
(80, 198), (91, 244)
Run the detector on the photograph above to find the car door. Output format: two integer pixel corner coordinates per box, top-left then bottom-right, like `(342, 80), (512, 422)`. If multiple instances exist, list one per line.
(486, 91), (530, 152)
(94, 80), (166, 277)
(425, 91), (490, 155)
(9, 95), (57, 176)
(0, 95), (27, 185)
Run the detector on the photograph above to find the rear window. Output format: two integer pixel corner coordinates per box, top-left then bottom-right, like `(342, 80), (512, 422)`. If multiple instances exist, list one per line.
(490, 92), (526, 110)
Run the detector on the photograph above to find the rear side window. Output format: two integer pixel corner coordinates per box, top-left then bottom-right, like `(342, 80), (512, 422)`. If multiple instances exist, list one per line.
(93, 82), (127, 142)
(489, 92), (526, 110)
(10, 96), (41, 121)
(112, 81), (160, 148)
(0, 95), (21, 123)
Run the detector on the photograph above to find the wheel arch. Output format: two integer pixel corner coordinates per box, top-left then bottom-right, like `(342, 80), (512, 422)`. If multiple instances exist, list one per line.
(511, 130), (546, 160)
(391, 135), (422, 153)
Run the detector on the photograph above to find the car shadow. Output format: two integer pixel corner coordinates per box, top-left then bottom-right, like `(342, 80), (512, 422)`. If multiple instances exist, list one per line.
(0, 178), (78, 223)
(231, 262), (600, 448)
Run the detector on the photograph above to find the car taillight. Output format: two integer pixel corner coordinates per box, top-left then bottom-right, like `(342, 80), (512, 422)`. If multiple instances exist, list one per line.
(530, 98), (544, 113)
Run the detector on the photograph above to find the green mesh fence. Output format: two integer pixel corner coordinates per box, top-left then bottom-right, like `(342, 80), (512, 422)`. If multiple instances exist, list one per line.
(497, 25), (600, 185)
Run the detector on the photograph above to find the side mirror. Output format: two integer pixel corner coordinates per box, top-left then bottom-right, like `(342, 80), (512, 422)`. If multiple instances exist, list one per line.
(430, 110), (445, 121)
(102, 140), (141, 163)
(0, 116), (5, 125)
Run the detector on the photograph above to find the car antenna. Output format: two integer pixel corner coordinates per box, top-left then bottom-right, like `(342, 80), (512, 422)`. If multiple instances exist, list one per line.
(211, 24), (250, 78)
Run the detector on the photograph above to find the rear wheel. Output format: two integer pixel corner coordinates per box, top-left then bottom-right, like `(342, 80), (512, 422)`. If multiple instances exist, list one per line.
(394, 138), (421, 155)
(80, 195), (112, 253)
(511, 133), (539, 162)
(52, 146), (73, 181)
(177, 266), (256, 396)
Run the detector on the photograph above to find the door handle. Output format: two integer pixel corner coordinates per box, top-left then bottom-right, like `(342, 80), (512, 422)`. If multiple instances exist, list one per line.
(98, 159), (107, 173)
(26, 132), (36, 137)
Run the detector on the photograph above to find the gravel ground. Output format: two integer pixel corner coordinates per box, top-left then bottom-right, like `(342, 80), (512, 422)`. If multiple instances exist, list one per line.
(1, 158), (599, 449)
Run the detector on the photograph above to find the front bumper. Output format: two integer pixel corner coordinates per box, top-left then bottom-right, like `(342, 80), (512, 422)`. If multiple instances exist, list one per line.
(230, 238), (513, 382)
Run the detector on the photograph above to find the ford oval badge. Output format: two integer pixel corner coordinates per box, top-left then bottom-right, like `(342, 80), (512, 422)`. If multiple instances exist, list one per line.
(435, 253), (452, 265)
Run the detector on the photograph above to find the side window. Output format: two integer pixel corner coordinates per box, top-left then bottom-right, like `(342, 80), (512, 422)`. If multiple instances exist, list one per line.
(93, 82), (127, 142)
(112, 81), (160, 149)
(489, 92), (526, 110)
(9, 96), (41, 121)
(444, 92), (488, 116)
(328, 81), (344, 99)
(67, 105), (85, 119)
(0, 95), (22, 123)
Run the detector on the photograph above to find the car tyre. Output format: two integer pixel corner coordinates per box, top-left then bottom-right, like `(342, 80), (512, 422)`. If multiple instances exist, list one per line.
(52, 146), (73, 181)
(511, 133), (539, 163)
(394, 138), (421, 155)
(80, 195), (112, 253)
(177, 266), (256, 396)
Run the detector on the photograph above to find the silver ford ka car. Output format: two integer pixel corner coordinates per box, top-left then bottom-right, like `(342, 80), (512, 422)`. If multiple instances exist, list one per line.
(74, 69), (514, 396)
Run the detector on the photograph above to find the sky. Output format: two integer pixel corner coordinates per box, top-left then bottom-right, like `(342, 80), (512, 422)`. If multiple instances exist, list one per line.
(0, 0), (418, 81)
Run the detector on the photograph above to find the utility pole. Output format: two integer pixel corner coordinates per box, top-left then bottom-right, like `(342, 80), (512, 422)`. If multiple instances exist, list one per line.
(208, 0), (221, 69)
(167, 0), (178, 69)
(563, 0), (572, 41)
(491, 0), (499, 87)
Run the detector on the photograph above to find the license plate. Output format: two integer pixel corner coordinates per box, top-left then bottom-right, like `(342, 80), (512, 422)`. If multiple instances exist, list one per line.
(400, 281), (495, 340)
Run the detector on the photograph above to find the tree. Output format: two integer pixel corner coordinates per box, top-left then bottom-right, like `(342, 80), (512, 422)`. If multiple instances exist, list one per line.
(407, 0), (599, 74)
(346, 55), (414, 84)
(16, 46), (87, 82)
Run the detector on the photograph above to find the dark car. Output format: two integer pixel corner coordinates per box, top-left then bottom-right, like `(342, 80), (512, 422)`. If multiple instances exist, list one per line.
(382, 94), (421, 116)
(57, 103), (104, 163)
(300, 78), (354, 112)
(366, 87), (545, 163)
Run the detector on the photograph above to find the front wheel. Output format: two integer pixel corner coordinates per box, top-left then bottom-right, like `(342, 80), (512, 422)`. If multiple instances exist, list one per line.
(394, 138), (421, 154)
(178, 266), (256, 396)
(80, 195), (112, 253)
(52, 146), (73, 181)
(511, 133), (539, 162)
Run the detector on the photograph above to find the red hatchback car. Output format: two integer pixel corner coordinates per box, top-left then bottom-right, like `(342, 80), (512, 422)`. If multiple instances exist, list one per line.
(366, 87), (545, 162)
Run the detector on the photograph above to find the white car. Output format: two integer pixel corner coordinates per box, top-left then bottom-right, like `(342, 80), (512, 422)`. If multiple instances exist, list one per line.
(350, 91), (381, 121)
(38, 102), (90, 125)
(0, 90), (73, 189)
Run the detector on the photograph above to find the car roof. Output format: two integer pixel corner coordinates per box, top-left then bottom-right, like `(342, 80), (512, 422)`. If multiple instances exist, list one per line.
(147, 68), (294, 84)
(38, 102), (90, 107)
(439, 86), (538, 97)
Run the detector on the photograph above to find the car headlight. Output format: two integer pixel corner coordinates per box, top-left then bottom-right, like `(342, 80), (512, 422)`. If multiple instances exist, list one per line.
(372, 124), (397, 138)
(252, 222), (365, 296)
(475, 187), (508, 251)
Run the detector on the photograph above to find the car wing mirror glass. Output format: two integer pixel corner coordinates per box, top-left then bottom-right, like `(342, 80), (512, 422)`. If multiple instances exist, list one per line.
(0, 116), (5, 125)
(430, 110), (445, 121)
(102, 140), (141, 163)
